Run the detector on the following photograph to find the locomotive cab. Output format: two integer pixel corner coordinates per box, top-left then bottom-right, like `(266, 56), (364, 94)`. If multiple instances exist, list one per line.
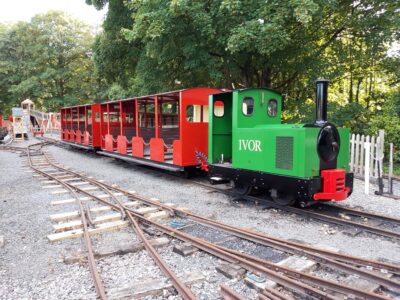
(208, 81), (353, 206)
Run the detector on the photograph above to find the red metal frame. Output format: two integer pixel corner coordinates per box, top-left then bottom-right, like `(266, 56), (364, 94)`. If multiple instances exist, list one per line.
(61, 87), (223, 169)
(172, 88), (221, 166)
(60, 104), (101, 148)
(76, 106), (82, 144)
(314, 169), (350, 201)
(91, 104), (101, 147)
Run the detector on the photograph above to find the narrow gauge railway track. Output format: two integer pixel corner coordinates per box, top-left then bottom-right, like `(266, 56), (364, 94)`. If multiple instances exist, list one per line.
(38, 135), (400, 241)
(191, 180), (400, 241)
(23, 143), (196, 300)
(4, 140), (400, 299)
(26, 143), (108, 299)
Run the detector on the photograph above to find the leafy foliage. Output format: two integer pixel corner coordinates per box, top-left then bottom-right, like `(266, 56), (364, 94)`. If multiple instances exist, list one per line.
(88, 0), (399, 160)
(0, 11), (102, 114)
(368, 93), (400, 162)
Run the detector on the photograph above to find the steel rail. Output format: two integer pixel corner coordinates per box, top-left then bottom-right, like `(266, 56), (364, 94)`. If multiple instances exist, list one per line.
(32, 139), (400, 292)
(111, 184), (400, 265)
(38, 148), (196, 300)
(220, 285), (247, 300)
(126, 212), (197, 300)
(258, 293), (282, 300)
(32, 158), (400, 281)
(213, 242), (393, 298)
(181, 210), (400, 290)
(32, 160), (176, 216)
(322, 204), (400, 225)
(193, 181), (400, 240)
(28, 154), (400, 287)
(107, 186), (400, 274)
(47, 168), (396, 298)
(262, 287), (294, 300)
(273, 203), (400, 240)
(32, 153), (339, 299)
(258, 294), (274, 300)
(124, 209), (392, 300)
(57, 177), (386, 299)
(26, 144), (108, 300)
(36, 138), (400, 273)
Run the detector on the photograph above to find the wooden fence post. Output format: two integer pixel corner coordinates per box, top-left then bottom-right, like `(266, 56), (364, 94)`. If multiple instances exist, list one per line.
(359, 135), (365, 175)
(389, 143), (393, 194)
(364, 140), (370, 194)
(355, 134), (360, 175)
(370, 136), (376, 178)
(378, 129), (385, 178)
(350, 134), (355, 172)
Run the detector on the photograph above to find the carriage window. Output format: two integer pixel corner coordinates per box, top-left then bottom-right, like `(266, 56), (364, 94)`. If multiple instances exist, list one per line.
(109, 112), (119, 122)
(267, 99), (278, 117)
(87, 111), (92, 124)
(125, 113), (134, 124)
(162, 102), (179, 127)
(242, 97), (254, 116)
(214, 101), (224, 117)
(186, 105), (207, 122)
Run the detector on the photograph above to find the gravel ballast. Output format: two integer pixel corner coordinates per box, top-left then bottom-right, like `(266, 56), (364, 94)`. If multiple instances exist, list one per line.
(46, 143), (400, 262)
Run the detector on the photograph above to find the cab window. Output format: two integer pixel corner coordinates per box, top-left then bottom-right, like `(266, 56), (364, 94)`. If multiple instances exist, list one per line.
(214, 101), (224, 117)
(267, 99), (278, 117)
(242, 97), (254, 116)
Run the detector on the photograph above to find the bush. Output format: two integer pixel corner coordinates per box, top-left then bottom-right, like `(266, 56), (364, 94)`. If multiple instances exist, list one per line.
(367, 93), (400, 163)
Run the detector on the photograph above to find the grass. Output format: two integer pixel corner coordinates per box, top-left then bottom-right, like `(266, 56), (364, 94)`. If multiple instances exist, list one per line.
(383, 163), (400, 177)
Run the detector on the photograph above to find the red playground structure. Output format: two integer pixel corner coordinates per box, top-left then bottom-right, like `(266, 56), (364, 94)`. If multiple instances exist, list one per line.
(60, 88), (222, 172)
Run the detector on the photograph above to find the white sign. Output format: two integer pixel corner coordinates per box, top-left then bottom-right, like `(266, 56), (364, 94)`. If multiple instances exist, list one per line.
(239, 139), (262, 152)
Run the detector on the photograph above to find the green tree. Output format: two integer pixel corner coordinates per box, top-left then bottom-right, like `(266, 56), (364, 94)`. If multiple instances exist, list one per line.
(90, 0), (139, 91)
(0, 11), (102, 114)
(88, 0), (399, 95)
(88, 0), (399, 155)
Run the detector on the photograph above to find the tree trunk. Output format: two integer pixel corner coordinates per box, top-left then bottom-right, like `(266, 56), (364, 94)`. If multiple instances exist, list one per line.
(349, 73), (353, 103)
(261, 67), (272, 88)
(355, 77), (363, 103)
(59, 79), (65, 99)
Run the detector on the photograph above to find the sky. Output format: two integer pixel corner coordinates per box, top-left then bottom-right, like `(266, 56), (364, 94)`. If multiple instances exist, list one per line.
(0, 0), (107, 26)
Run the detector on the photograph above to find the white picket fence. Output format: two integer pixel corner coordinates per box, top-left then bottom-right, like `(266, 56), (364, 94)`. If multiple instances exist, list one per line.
(349, 130), (384, 179)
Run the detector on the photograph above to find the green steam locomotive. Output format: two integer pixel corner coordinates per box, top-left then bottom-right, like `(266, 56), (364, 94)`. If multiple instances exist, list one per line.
(208, 79), (353, 207)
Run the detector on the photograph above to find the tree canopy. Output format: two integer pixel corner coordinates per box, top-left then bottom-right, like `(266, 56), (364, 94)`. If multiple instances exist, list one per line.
(87, 0), (398, 94)
(0, 1), (399, 155)
(85, 0), (399, 160)
(0, 11), (102, 114)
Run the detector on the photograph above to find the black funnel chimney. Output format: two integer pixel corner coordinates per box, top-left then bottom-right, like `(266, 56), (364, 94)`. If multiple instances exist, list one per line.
(315, 78), (329, 125)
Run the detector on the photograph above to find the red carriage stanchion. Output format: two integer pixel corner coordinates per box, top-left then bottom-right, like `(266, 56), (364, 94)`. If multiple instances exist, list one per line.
(60, 88), (222, 172)
(60, 103), (100, 150)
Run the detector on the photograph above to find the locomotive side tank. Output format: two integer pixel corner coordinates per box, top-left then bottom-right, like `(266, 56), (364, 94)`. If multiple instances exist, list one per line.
(208, 80), (353, 206)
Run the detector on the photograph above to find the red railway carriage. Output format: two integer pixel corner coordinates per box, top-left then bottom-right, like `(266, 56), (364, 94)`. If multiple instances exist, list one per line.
(60, 87), (222, 172)
(60, 103), (101, 149)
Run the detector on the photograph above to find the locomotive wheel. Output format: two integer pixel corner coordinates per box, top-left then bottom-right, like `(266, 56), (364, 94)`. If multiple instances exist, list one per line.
(233, 182), (252, 196)
(298, 200), (312, 208)
(270, 189), (296, 206)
